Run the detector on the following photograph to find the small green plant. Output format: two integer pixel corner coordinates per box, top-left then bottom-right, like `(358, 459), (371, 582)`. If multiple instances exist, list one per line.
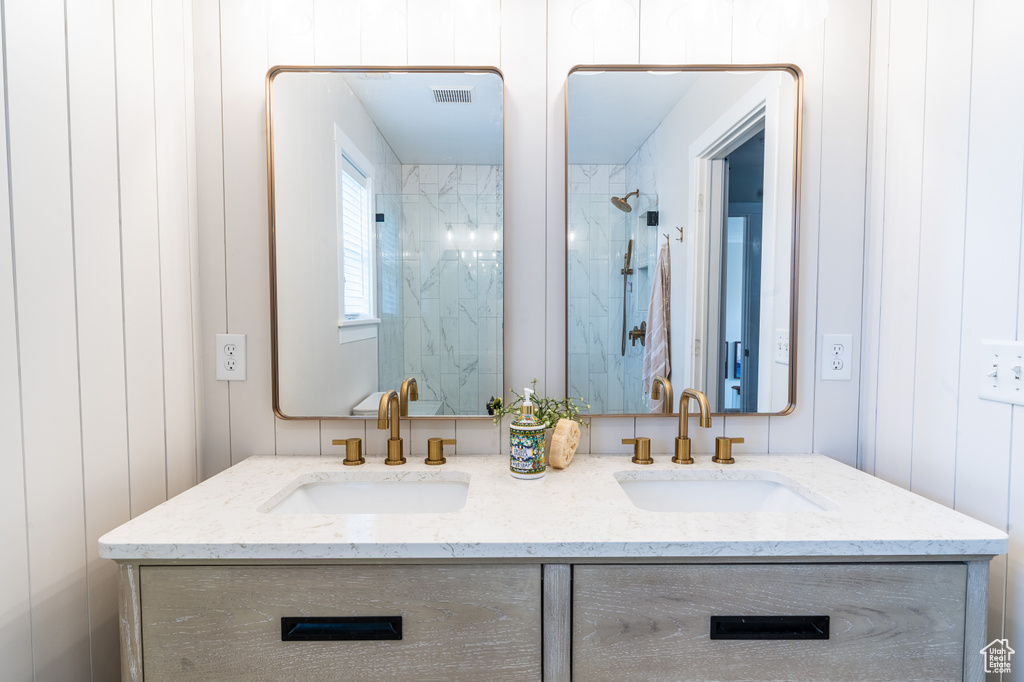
(490, 379), (590, 430)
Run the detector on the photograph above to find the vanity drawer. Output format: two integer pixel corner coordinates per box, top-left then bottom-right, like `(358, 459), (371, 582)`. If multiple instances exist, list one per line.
(573, 563), (967, 681)
(139, 564), (541, 681)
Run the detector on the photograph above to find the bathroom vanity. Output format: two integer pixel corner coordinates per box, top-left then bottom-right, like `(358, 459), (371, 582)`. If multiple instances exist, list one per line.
(100, 453), (1007, 681)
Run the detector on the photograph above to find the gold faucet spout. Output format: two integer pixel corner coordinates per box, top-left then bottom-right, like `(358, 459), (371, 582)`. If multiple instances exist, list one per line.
(400, 377), (419, 417)
(378, 390), (401, 439)
(674, 388), (711, 465)
(678, 388), (712, 438)
(651, 375), (673, 414)
(377, 389), (406, 465)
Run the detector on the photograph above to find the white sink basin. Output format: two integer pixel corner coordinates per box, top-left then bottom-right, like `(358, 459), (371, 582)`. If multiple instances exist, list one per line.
(615, 471), (834, 513)
(260, 471), (470, 514)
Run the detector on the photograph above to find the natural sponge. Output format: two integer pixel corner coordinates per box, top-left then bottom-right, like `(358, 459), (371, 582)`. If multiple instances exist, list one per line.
(548, 418), (581, 469)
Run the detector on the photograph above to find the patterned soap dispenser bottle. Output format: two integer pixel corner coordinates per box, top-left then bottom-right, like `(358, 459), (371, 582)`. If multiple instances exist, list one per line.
(509, 388), (546, 479)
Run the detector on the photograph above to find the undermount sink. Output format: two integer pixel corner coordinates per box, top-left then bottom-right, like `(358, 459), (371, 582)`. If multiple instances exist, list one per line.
(615, 471), (834, 513)
(260, 471), (470, 514)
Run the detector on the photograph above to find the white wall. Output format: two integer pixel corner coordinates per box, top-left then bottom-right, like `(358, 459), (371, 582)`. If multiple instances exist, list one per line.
(0, 0), (200, 680)
(860, 0), (1024, 654)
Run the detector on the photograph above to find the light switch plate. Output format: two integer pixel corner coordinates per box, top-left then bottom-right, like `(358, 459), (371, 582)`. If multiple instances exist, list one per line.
(216, 333), (246, 381)
(821, 333), (852, 381)
(979, 340), (1024, 405)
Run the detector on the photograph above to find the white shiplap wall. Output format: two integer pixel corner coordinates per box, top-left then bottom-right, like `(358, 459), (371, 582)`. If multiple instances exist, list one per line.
(0, 0), (199, 679)
(196, 0), (869, 472)
(861, 0), (1024, 653)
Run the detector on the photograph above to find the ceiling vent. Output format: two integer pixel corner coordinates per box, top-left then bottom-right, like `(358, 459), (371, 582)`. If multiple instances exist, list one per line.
(432, 87), (474, 104)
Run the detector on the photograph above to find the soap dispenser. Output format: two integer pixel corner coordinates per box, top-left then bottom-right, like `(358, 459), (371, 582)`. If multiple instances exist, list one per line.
(509, 388), (546, 479)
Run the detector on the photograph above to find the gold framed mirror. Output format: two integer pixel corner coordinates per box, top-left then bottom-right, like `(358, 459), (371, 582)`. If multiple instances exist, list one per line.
(268, 66), (504, 419)
(565, 65), (802, 417)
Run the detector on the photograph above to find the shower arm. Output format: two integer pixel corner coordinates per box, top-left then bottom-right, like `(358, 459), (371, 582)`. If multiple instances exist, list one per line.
(621, 239), (634, 356)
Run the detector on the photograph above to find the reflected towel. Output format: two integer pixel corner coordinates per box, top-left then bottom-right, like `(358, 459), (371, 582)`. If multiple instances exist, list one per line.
(643, 242), (671, 412)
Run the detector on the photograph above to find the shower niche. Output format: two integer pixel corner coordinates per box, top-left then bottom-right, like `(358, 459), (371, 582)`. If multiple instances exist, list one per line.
(566, 66), (801, 416)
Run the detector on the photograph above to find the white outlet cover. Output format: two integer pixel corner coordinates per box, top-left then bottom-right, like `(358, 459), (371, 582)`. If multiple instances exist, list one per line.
(821, 333), (852, 381)
(216, 333), (247, 381)
(979, 340), (1024, 406)
(774, 329), (789, 365)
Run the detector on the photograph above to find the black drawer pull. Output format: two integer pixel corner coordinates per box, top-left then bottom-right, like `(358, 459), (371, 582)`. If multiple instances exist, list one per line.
(281, 616), (402, 641)
(710, 615), (829, 640)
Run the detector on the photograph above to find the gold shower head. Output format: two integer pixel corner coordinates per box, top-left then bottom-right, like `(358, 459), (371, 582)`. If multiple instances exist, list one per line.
(611, 189), (640, 213)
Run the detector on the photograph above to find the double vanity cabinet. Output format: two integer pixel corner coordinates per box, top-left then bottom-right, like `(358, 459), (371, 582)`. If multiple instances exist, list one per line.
(101, 453), (1007, 681)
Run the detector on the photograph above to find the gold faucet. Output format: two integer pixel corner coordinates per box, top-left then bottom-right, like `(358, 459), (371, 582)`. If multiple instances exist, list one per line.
(400, 377), (419, 417)
(377, 390), (406, 465)
(651, 375), (673, 414)
(673, 388), (712, 465)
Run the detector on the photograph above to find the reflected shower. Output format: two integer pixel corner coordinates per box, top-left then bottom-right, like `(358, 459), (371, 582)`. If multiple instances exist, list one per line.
(611, 189), (640, 213)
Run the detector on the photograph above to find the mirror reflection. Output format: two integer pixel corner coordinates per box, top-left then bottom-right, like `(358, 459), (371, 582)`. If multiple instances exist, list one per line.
(566, 66), (800, 415)
(269, 68), (503, 418)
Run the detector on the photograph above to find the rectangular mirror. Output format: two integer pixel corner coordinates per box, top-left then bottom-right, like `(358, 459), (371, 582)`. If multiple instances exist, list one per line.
(268, 67), (504, 418)
(566, 65), (801, 416)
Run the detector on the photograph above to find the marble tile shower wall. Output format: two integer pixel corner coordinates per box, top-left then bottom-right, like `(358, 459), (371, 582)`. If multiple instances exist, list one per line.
(568, 129), (661, 414)
(400, 164), (503, 415)
(374, 134), (405, 391)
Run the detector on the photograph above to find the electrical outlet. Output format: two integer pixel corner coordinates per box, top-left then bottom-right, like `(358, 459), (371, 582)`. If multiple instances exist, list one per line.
(774, 329), (789, 365)
(216, 334), (247, 381)
(821, 333), (852, 381)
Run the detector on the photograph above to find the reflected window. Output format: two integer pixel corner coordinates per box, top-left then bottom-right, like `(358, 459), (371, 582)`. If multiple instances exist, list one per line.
(336, 128), (376, 323)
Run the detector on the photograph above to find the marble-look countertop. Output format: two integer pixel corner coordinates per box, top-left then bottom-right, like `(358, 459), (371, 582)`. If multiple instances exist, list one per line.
(99, 453), (1008, 561)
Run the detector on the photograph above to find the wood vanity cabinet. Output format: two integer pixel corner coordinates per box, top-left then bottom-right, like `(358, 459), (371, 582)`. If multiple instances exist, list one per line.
(570, 563), (974, 682)
(121, 560), (987, 681)
(129, 564), (542, 682)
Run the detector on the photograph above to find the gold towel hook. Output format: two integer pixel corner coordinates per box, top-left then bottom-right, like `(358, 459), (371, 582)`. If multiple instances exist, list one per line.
(675, 226), (684, 242)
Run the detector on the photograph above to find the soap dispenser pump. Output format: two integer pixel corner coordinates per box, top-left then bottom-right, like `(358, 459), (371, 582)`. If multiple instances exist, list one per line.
(510, 388), (546, 479)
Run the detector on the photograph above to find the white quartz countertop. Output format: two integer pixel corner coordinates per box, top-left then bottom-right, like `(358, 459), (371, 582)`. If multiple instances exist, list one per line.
(99, 453), (1008, 561)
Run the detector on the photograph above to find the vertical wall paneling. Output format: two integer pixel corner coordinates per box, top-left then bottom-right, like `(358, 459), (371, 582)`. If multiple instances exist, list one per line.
(861, 0), (1024, 646)
(637, 0), (684, 64)
(952, 0), (1023, 531)
(0, 0), (201, 677)
(114, 0), (170, 515)
(312, 0), (362, 64)
(871, 0), (928, 489)
(0, 1), (33, 675)
(154, 0), (200, 498)
(502, 0), (548, 395)
(953, 0), (1024, 639)
(356, 0), (407, 65)
(182, 0), (203, 482)
(65, 0), (131, 678)
(453, 0), (501, 65)
(908, 0), (973, 507)
(6, 0), (91, 676)
(220, 0), (277, 462)
(858, 0), (890, 477)
(192, 0), (232, 477)
(808, 0), (871, 467)
(408, 0), (454, 65)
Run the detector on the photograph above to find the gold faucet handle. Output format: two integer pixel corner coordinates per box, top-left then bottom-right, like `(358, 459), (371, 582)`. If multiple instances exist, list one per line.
(623, 437), (652, 465)
(712, 436), (744, 464)
(332, 438), (365, 466)
(426, 438), (455, 465)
